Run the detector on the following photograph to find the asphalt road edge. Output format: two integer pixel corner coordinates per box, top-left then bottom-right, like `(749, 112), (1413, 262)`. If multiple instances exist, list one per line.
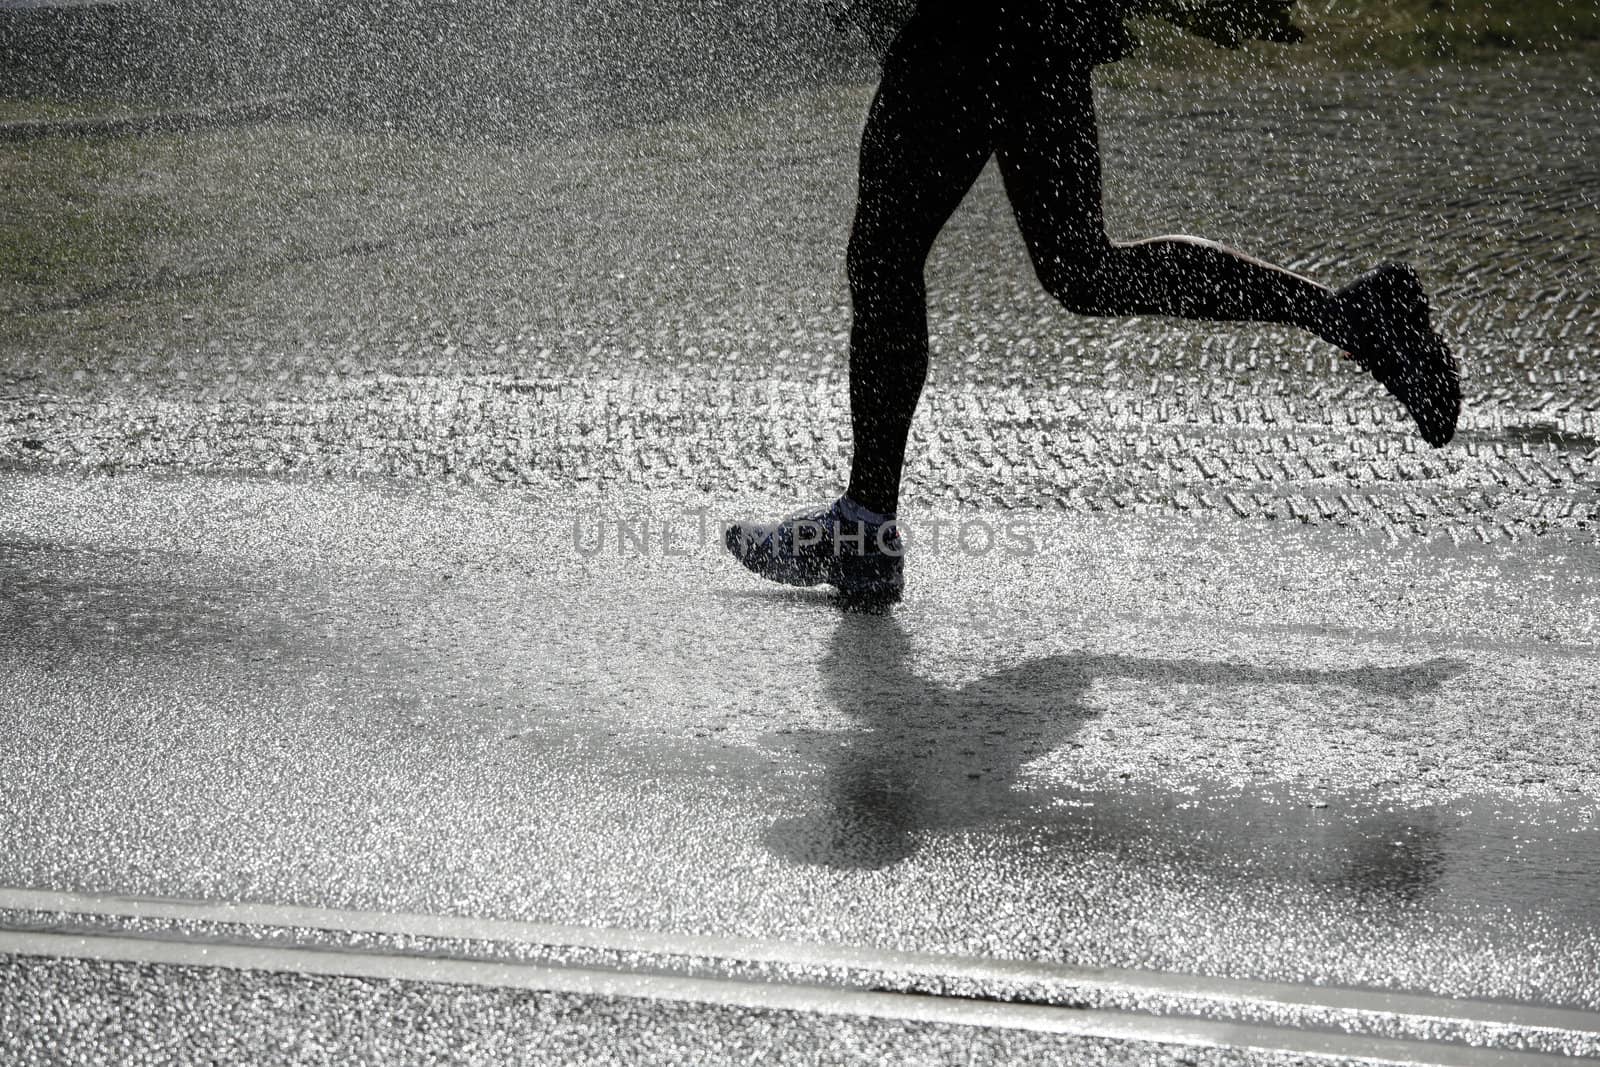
(2, 887), (1598, 1065)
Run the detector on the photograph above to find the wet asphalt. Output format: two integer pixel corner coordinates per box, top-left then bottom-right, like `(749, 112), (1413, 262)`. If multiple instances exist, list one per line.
(3, 471), (1600, 1062)
(2, 53), (1599, 1064)
(3, 953), (1412, 1067)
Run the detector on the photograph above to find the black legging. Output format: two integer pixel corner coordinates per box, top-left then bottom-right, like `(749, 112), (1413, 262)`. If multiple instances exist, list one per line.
(843, 0), (1357, 515)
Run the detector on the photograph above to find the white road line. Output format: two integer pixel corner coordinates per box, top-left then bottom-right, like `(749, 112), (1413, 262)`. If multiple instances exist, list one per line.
(1, 928), (1590, 1067)
(1, 885), (1596, 1039)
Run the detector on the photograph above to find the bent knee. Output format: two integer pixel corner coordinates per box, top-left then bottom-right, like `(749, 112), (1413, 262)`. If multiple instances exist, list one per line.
(1032, 244), (1119, 316)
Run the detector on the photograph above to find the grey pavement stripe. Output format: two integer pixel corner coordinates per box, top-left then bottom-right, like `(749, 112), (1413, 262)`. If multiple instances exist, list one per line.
(0, 928), (1590, 1067)
(3, 887), (1599, 1041)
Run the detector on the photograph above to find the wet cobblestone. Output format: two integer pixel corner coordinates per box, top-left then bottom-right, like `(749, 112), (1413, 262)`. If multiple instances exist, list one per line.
(1, 61), (1595, 543)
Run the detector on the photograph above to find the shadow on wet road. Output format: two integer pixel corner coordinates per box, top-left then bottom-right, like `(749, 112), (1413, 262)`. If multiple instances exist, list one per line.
(766, 609), (1465, 890)
(7, 483), (1600, 1004)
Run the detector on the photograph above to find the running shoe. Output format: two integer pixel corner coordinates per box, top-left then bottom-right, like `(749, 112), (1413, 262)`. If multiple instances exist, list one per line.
(724, 499), (904, 605)
(1336, 263), (1462, 447)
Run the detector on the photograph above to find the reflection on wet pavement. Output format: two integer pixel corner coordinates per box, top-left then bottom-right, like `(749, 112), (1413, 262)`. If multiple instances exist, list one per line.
(2, 472), (1600, 1010)
(767, 610), (1462, 880)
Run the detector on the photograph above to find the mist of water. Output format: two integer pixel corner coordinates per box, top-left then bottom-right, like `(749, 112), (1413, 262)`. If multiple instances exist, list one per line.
(2, 0), (877, 135)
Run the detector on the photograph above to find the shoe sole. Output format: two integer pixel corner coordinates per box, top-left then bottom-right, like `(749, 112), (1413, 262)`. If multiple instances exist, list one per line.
(724, 525), (905, 603)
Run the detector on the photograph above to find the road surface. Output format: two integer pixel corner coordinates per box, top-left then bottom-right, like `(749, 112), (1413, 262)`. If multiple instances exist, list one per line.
(2, 55), (1599, 1065)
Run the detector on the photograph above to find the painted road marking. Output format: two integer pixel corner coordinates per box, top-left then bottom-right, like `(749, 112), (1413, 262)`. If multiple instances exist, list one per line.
(1, 886), (1597, 1065)
(2, 929), (1593, 1067)
(1, 885), (1596, 1038)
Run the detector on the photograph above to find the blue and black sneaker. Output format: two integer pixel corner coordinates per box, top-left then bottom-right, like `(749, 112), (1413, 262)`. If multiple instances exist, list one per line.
(1337, 263), (1461, 447)
(724, 498), (905, 605)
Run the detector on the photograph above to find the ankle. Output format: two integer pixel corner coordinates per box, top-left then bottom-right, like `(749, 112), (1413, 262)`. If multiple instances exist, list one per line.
(837, 494), (895, 526)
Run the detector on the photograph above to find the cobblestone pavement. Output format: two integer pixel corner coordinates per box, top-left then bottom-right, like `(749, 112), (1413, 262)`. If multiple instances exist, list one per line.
(1, 60), (1596, 545)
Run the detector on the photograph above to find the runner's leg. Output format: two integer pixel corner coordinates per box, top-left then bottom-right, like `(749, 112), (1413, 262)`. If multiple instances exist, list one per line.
(993, 54), (1358, 351)
(842, 19), (994, 517)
